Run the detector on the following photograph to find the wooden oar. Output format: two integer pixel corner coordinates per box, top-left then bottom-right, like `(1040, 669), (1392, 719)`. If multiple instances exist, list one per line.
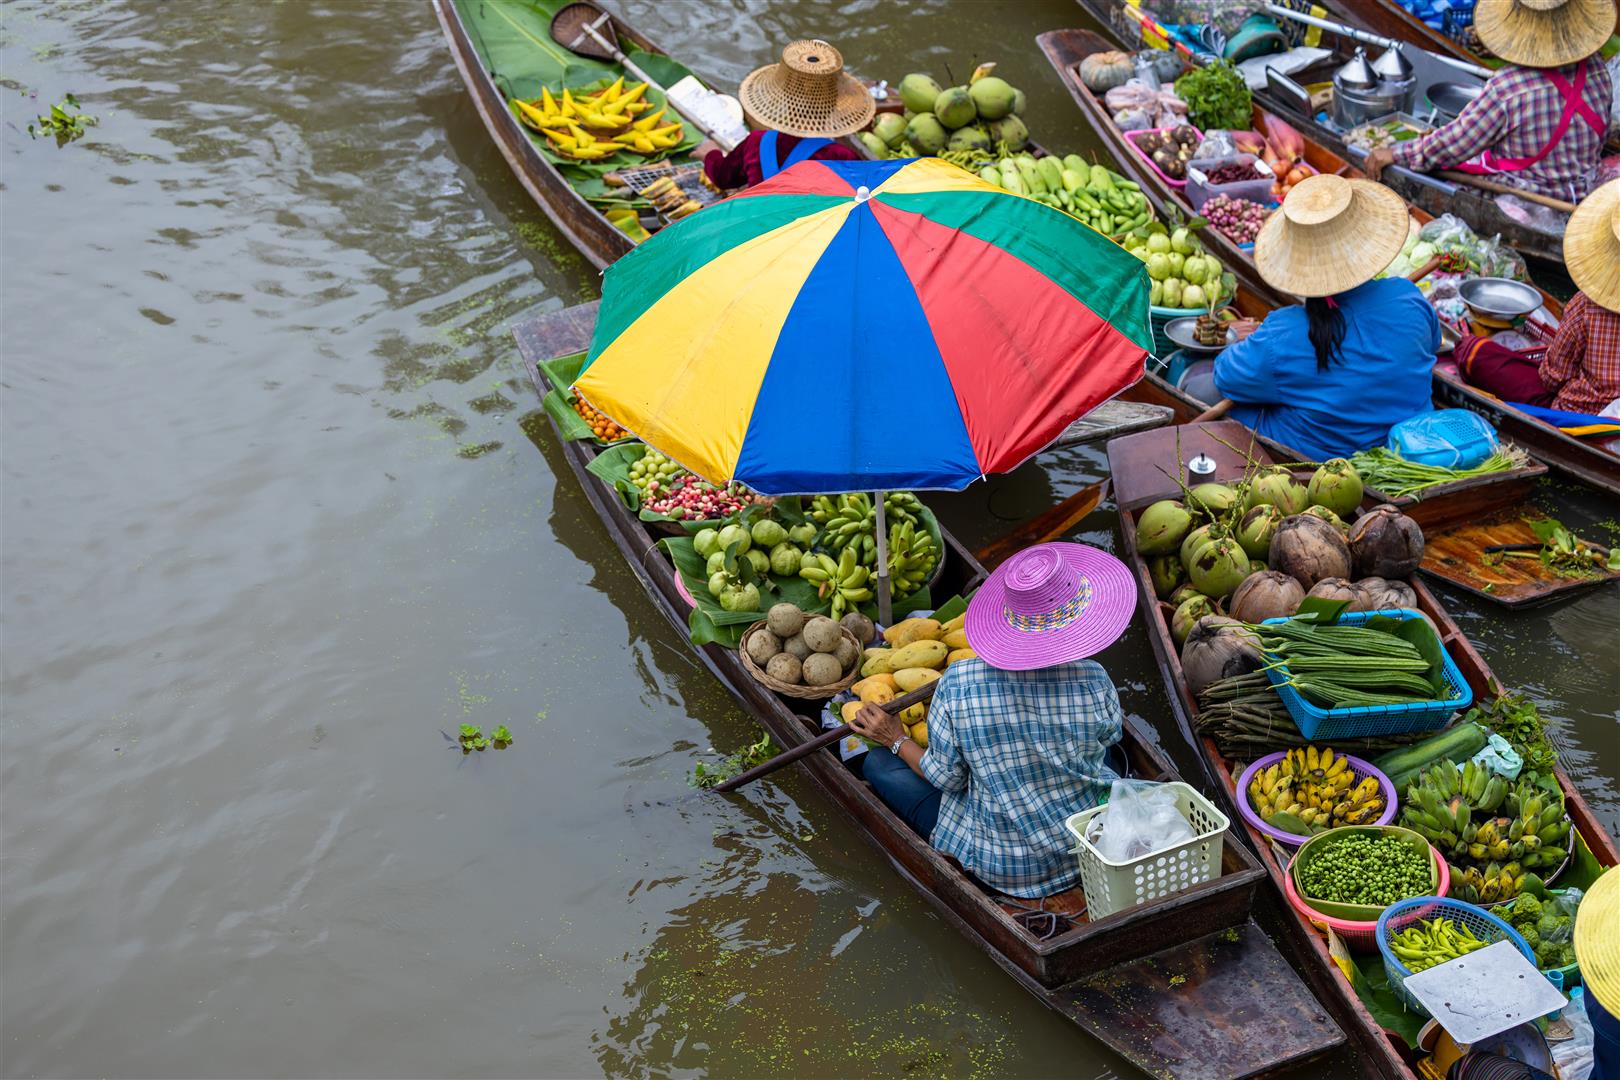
(711, 681), (938, 794)
(1436, 172), (1577, 214)
(973, 479), (1109, 570)
(1189, 255), (1450, 423)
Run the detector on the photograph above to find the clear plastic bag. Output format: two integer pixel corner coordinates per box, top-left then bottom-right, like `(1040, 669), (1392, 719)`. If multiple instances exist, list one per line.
(1415, 214), (1528, 281)
(1200, 129), (1239, 160)
(1085, 779), (1196, 862)
(1550, 987), (1595, 1080)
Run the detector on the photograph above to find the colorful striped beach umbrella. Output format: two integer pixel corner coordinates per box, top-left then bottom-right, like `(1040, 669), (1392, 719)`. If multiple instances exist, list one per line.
(575, 156), (1152, 494)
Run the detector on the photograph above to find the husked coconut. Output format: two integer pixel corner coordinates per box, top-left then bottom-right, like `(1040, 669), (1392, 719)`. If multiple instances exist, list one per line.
(1348, 505), (1425, 579)
(1306, 577), (1362, 606)
(1270, 515), (1352, 588)
(1228, 571), (1304, 624)
(1181, 615), (1263, 697)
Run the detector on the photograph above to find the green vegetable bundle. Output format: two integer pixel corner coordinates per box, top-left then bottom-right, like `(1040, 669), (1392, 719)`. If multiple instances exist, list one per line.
(1348, 445), (1529, 498)
(1172, 61), (1252, 133)
(1195, 672), (1436, 756)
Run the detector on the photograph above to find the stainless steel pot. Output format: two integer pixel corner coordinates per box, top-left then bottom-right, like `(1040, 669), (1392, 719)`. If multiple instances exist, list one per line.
(1426, 81), (1483, 122)
(1332, 81), (1408, 128)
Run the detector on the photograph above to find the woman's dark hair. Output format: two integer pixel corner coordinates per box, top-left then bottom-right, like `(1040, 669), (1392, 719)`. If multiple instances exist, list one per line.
(1305, 296), (1347, 372)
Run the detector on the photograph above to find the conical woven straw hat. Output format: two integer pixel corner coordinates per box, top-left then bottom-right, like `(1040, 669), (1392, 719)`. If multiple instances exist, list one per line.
(1565, 177), (1620, 311)
(737, 40), (875, 140)
(1253, 174), (1410, 298)
(1574, 861), (1620, 1012)
(1474, 0), (1615, 67)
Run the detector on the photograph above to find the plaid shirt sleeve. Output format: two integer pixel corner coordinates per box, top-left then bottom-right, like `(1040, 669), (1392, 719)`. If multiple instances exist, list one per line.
(1541, 294), (1590, 395)
(918, 674), (969, 794)
(1392, 74), (1511, 172)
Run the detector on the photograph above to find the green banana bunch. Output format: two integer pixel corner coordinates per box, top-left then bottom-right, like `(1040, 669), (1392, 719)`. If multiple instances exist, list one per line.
(886, 519), (938, 597)
(797, 549), (871, 620)
(807, 493), (925, 571)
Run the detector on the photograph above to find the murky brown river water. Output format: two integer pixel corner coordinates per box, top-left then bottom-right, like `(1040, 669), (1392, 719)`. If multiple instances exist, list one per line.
(2, 2), (1615, 1077)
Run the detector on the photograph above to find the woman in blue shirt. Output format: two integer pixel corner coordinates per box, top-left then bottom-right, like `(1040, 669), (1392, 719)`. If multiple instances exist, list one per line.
(1208, 174), (1440, 462)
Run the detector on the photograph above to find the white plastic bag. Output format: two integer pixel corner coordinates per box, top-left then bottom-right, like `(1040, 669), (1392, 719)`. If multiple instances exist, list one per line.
(1086, 779), (1196, 862)
(1551, 987), (1595, 1080)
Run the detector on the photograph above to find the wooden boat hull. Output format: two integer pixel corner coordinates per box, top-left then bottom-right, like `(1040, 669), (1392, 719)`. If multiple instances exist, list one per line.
(1433, 367), (1620, 499)
(1069, 3), (1566, 264)
(432, 0), (644, 270)
(1106, 420), (1620, 1080)
(511, 306), (1345, 1077)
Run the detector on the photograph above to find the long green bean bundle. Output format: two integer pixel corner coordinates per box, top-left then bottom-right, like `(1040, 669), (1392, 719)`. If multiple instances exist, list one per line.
(1349, 445), (1529, 498)
(1253, 620), (1453, 710)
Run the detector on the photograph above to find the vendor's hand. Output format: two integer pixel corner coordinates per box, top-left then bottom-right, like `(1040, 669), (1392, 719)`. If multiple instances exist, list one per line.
(1363, 147), (1395, 182)
(848, 702), (905, 748)
(692, 138), (721, 159)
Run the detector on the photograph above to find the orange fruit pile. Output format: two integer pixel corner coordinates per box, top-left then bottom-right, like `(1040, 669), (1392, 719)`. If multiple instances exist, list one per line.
(573, 395), (627, 442)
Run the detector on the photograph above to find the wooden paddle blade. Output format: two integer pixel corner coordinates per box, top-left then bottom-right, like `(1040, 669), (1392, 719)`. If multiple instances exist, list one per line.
(975, 479), (1107, 571)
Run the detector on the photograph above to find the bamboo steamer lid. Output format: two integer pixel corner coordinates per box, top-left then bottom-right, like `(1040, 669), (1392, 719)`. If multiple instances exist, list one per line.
(1474, 0), (1615, 68)
(1252, 174), (1410, 298)
(737, 40), (875, 140)
(1565, 177), (1620, 312)
(1574, 863), (1620, 1013)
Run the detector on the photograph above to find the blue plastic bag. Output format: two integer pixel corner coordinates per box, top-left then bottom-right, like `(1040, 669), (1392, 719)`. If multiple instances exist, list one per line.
(1388, 409), (1498, 469)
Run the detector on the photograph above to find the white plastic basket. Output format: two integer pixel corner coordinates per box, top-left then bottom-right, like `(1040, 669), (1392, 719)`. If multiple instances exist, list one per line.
(1064, 781), (1229, 919)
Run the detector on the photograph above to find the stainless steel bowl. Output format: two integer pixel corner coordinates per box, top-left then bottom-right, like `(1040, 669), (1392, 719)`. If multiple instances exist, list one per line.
(1459, 277), (1543, 319)
(1162, 316), (1226, 354)
(1426, 81), (1482, 122)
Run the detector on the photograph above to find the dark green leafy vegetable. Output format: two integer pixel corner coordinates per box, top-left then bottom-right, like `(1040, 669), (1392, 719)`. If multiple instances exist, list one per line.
(1173, 61), (1252, 133)
(1460, 690), (1558, 775)
(691, 732), (776, 789)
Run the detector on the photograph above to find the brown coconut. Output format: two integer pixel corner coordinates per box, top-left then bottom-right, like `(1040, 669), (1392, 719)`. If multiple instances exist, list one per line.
(1228, 571), (1305, 624)
(1355, 576), (1417, 613)
(1181, 615), (1264, 698)
(1306, 577), (1362, 606)
(1269, 514), (1352, 589)
(1348, 505), (1425, 579)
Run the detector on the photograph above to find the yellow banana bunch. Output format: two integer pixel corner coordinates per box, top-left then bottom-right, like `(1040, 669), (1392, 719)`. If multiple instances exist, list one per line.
(1247, 745), (1385, 835)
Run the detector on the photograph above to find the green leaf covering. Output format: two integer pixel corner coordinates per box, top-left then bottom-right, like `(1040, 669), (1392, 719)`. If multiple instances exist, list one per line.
(931, 594), (971, 624)
(1347, 953), (1428, 1048)
(539, 352), (635, 445)
(451, 0), (700, 187)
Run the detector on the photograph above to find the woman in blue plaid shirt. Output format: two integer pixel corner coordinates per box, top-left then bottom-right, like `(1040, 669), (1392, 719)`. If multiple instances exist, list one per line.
(849, 543), (1137, 899)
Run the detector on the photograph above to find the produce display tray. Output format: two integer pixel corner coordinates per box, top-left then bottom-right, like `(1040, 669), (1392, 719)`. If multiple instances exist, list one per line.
(1259, 610), (1473, 740)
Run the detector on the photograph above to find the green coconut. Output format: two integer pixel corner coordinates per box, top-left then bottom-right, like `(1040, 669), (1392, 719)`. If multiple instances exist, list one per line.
(905, 112), (947, 155)
(1188, 537), (1250, 600)
(1171, 594), (1220, 646)
(857, 131), (889, 158)
(969, 76), (1017, 120)
(897, 73), (943, 114)
(1308, 458), (1365, 517)
(986, 113), (1028, 150)
(1235, 504), (1283, 560)
(934, 86), (976, 128)
(1137, 499), (1193, 555)
(946, 125), (991, 152)
(1246, 467), (1308, 516)
(872, 112), (908, 148)
(1180, 523), (1218, 568)
(1188, 482), (1240, 517)
(1167, 583), (1205, 607)
(1149, 554), (1186, 599)
(1300, 504), (1348, 532)
(1011, 87), (1027, 115)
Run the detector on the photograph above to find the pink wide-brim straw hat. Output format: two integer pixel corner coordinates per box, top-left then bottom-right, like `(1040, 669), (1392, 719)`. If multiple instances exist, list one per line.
(964, 543), (1137, 671)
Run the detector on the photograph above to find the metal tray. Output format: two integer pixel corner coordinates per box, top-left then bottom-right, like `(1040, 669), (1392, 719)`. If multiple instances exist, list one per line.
(1459, 277), (1543, 319)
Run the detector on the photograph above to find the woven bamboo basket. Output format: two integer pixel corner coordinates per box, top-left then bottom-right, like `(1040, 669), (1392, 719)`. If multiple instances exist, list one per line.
(738, 619), (862, 700)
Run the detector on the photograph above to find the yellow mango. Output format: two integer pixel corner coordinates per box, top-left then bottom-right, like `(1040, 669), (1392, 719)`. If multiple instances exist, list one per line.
(893, 667), (943, 693)
(940, 614), (967, 634)
(883, 618), (941, 648)
(909, 721), (929, 748)
(841, 700), (862, 724)
(860, 651), (896, 678)
(890, 639), (949, 671)
(942, 629), (970, 651)
(947, 648), (977, 666)
(851, 673), (898, 697)
(900, 702), (928, 725)
(857, 682), (896, 705)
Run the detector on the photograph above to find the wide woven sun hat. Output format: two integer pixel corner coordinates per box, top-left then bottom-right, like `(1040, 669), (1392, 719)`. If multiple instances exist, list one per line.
(1254, 173), (1410, 298)
(1474, 0), (1615, 68)
(737, 40), (875, 140)
(1574, 861), (1620, 1012)
(963, 543), (1136, 671)
(1565, 177), (1620, 312)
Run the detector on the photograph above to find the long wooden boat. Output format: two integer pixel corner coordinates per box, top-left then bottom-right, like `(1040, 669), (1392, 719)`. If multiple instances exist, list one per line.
(510, 305), (1350, 1077)
(1107, 420), (1620, 1080)
(1071, 2), (1567, 264)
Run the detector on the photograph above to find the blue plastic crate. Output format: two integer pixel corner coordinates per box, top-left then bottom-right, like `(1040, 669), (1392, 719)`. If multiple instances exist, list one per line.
(1259, 609), (1473, 740)
(1376, 897), (1534, 1017)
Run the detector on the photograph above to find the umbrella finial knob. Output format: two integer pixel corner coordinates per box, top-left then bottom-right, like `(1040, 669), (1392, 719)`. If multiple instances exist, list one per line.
(854, 185), (871, 203)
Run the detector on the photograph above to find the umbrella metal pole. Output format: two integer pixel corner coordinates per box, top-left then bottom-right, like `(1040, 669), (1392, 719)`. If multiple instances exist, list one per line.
(874, 491), (892, 627)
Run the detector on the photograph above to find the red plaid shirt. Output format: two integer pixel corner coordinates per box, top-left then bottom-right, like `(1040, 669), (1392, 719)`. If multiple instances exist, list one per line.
(1541, 292), (1620, 413)
(1391, 57), (1613, 201)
